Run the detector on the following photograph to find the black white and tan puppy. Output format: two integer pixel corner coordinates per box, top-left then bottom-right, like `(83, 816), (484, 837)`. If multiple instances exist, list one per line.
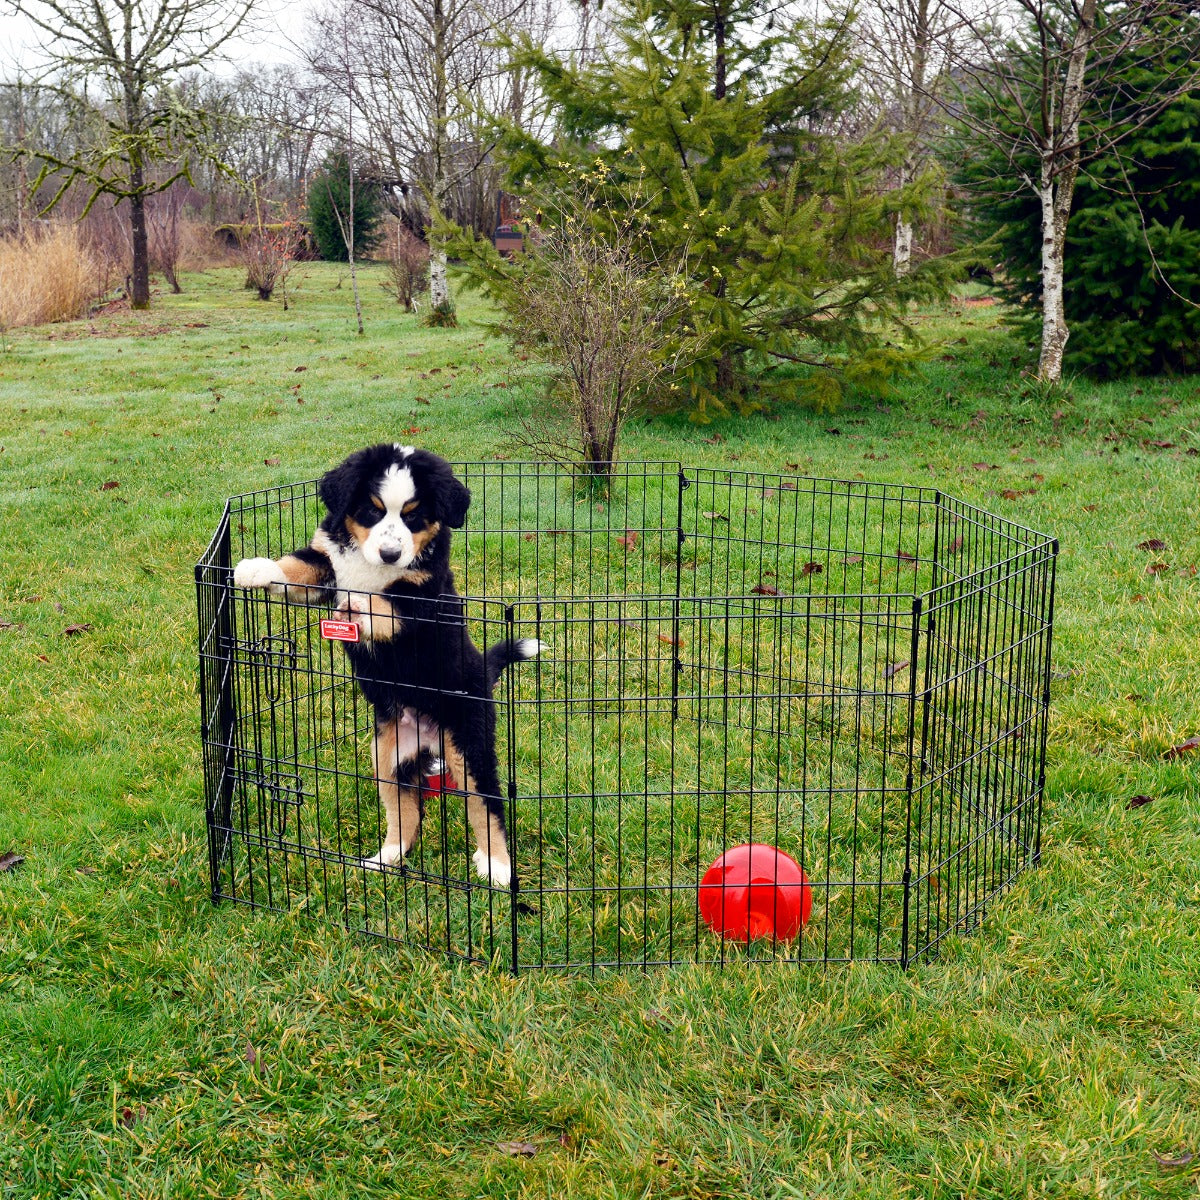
(233, 444), (540, 888)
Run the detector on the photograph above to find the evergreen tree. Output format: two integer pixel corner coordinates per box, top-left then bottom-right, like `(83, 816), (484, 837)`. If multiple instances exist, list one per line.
(473, 0), (958, 415)
(955, 29), (1200, 377)
(307, 150), (384, 263)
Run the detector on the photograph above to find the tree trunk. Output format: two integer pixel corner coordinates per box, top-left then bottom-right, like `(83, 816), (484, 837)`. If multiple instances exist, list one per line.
(1035, 0), (1096, 383)
(129, 184), (151, 310)
(429, 245), (451, 309)
(15, 80), (28, 238)
(893, 0), (928, 279)
(1037, 174), (1069, 383)
(713, 2), (727, 100)
(893, 157), (915, 277)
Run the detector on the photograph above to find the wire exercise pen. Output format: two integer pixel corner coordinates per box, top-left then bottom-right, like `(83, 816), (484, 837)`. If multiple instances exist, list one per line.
(196, 462), (1057, 971)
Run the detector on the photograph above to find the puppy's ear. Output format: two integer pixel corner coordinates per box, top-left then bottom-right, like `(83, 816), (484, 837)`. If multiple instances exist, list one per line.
(319, 460), (358, 518)
(440, 476), (471, 528)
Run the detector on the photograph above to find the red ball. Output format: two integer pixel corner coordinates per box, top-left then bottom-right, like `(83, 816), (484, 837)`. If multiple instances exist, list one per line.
(698, 844), (813, 942)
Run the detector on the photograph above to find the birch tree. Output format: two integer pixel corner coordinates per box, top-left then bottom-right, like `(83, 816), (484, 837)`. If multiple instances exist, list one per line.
(7, 0), (255, 308)
(857, 0), (966, 275)
(308, 0), (543, 319)
(940, 0), (1200, 383)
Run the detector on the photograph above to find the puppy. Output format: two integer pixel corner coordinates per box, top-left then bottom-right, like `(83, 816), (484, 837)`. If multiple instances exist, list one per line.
(233, 444), (540, 887)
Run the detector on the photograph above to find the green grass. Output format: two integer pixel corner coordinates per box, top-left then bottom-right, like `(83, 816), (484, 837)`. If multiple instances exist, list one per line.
(2, 266), (1199, 1197)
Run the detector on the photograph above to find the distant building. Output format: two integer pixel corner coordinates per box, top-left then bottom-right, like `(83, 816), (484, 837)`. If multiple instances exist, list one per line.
(493, 191), (525, 257)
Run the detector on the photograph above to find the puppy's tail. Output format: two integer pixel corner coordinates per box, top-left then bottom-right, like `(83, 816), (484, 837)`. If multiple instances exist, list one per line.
(484, 638), (545, 689)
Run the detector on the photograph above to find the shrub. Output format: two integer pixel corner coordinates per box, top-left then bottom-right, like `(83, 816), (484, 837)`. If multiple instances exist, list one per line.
(0, 224), (102, 332)
(239, 221), (304, 303)
(450, 172), (698, 477)
(380, 224), (430, 311)
(420, 299), (458, 328)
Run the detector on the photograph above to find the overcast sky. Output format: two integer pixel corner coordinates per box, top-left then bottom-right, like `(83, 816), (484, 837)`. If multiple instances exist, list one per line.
(0, 1), (305, 76)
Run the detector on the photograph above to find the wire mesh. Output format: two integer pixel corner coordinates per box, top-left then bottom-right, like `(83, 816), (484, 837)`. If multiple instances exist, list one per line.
(196, 462), (1057, 970)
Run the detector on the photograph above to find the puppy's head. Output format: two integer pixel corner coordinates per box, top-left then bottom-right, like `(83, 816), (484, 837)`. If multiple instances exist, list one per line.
(319, 444), (470, 568)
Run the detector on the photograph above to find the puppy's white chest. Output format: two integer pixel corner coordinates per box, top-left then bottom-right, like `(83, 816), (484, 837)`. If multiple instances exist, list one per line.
(313, 529), (397, 596)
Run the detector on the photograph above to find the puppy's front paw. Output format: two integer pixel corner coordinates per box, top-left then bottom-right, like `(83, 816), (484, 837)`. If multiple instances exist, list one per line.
(473, 847), (512, 889)
(233, 557), (287, 592)
(332, 596), (373, 642)
(362, 843), (406, 871)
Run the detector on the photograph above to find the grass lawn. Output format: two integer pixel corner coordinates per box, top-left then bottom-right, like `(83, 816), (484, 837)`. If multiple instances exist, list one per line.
(1, 264), (1198, 1198)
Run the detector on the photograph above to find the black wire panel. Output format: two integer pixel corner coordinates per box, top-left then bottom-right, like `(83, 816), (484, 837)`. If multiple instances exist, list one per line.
(196, 464), (1057, 971)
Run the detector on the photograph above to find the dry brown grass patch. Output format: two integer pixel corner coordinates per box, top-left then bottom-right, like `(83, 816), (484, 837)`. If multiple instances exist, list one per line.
(0, 224), (105, 331)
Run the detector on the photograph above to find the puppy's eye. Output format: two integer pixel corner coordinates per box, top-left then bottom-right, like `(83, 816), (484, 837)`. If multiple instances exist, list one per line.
(401, 501), (420, 516)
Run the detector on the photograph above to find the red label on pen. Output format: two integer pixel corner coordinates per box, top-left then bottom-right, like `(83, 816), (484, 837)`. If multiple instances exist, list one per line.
(320, 619), (360, 643)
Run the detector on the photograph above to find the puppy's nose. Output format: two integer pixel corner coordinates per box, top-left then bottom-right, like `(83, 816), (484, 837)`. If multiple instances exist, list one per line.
(379, 546), (402, 564)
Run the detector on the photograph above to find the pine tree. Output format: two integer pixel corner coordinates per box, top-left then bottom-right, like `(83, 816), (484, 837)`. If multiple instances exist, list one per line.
(484, 0), (958, 415)
(307, 151), (384, 263)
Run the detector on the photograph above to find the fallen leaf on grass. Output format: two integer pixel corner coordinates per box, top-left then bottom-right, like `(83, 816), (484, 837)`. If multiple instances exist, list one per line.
(100, 480), (119, 491)
(0, 620), (23, 631)
(801, 561), (823, 576)
(497, 1141), (538, 1158)
(658, 633), (684, 649)
(883, 661), (910, 680)
(0, 851), (25, 872)
(897, 553), (917, 566)
(63, 623), (92, 636)
(119, 1105), (146, 1129)
(1152, 1149), (1195, 1170)
(264, 456), (281, 467)
(616, 530), (639, 549)
(1137, 539), (1167, 552)
(1164, 736), (1200, 759)
(1126, 795), (1155, 810)
(948, 536), (965, 553)
(294, 365), (307, 372)
(702, 511), (729, 522)
(842, 554), (863, 566)
(751, 583), (780, 595)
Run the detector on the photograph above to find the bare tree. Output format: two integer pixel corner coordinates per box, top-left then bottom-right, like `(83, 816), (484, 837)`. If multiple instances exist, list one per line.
(8, 0), (255, 308)
(857, 0), (967, 275)
(938, 0), (1200, 382)
(181, 65), (334, 218)
(307, 0), (549, 318)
